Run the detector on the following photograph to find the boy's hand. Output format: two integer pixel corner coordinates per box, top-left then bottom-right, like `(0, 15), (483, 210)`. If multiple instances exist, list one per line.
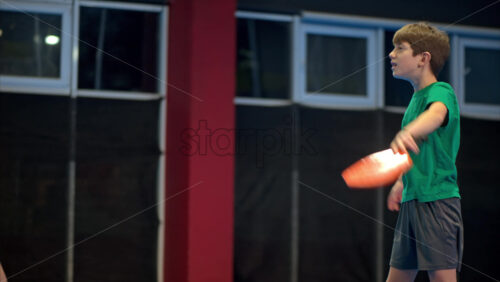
(391, 129), (419, 154)
(387, 178), (403, 211)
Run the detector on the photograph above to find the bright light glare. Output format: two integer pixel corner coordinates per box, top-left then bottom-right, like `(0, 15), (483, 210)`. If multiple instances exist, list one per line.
(370, 149), (410, 173)
(0, 29), (3, 37)
(45, 35), (60, 45)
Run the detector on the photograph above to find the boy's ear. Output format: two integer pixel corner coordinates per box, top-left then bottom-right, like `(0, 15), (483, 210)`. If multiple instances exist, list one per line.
(419, 51), (432, 66)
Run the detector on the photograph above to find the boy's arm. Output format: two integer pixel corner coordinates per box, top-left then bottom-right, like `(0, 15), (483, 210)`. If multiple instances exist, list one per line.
(391, 101), (448, 154)
(387, 175), (403, 211)
(0, 263), (7, 282)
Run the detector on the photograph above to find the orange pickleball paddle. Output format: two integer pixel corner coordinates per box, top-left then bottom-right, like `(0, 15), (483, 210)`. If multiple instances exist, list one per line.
(341, 149), (413, 189)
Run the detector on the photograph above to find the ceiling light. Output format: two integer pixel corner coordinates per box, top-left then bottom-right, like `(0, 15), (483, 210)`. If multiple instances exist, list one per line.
(45, 35), (60, 45)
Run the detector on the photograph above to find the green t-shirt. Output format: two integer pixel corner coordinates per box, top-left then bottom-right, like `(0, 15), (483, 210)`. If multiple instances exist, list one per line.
(401, 82), (461, 203)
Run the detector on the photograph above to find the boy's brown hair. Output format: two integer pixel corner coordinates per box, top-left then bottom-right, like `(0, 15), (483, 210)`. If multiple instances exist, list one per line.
(393, 22), (450, 77)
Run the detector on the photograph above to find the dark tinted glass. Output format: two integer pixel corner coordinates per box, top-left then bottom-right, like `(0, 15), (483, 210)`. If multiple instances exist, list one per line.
(236, 19), (290, 99)
(0, 11), (62, 77)
(307, 34), (366, 95)
(465, 47), (500, 105)
(78, 7), (159, 92)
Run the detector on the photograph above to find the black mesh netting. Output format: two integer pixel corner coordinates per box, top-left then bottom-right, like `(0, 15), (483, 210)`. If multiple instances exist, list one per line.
(0, 93), (161, 282)
(234, 105), (500, 282)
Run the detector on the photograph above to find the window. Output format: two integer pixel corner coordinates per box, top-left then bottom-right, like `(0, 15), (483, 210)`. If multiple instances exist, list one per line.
(234, 11), (500, 116)
(0, 1), (166, 98)
(456, 38), (500, 119)
(235, 12), (293, 106)
(0, 1), (71, 94)
(0, 11), (61, 77)
(307, 35), (366, 96)
(297, 24), (379, 109)
(77, 4), (163, 97)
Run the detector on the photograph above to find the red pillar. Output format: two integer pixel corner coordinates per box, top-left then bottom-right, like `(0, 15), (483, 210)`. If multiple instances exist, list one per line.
(165, 0), (235, 281)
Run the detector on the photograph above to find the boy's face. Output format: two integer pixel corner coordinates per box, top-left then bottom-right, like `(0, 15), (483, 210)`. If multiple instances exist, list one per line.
(389, 41), (422, 81)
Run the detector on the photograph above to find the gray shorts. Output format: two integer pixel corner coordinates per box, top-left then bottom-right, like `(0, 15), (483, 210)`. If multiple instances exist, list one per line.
(389, 197), (464, 271)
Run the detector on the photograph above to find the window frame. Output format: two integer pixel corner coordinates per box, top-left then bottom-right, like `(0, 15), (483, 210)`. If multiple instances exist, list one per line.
(0, 0), (72, 95)
(295, 23), (380, 109)
(454, 37), (500, 120)
(19, 0), (72, 3)
(73, 0), (167, 100)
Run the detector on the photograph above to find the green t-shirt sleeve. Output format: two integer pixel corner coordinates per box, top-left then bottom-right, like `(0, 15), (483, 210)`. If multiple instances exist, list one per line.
(425, 84), (459, 126)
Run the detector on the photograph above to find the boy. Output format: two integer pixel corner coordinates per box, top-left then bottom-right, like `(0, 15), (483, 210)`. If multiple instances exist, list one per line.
(386, 22), (463, 282)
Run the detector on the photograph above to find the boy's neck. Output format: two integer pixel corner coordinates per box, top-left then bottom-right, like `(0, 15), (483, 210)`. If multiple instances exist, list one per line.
(412, 71), (437, 92)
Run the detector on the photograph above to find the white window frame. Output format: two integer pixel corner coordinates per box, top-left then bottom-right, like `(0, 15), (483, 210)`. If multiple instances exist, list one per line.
(20, 0), (72, 3)
(455, 37), (500, 120)
(295, 23), (379, 109)
(73, 0), (167, 100)
(0, 0), (72, 95)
